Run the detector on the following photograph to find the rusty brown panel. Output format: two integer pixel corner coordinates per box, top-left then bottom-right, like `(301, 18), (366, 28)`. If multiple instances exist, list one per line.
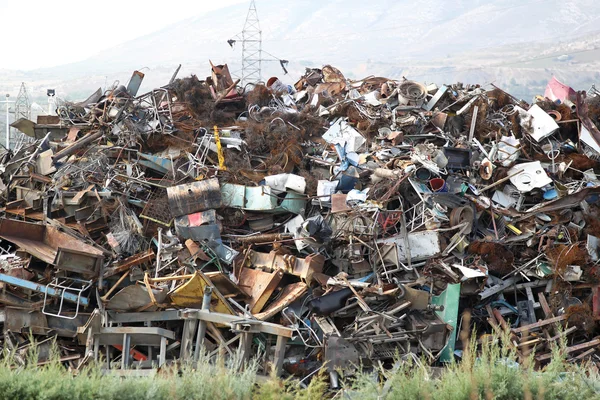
(204, 271), (246, 299)
(255, 282), (308, 321)
(44, 225), (104, 256)
(166, 178), (222, 217)
(247, 250), (324, 285)
(54, 248), (102, 277)
(0, 218), (45, 241)
(36, 115), (60, 125)
(238, 268), (284, 313)
(0, 219), (104, 272)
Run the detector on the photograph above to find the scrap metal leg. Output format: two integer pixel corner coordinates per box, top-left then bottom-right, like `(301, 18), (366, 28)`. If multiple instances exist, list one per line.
(240, 332), (253, 369)
(159, 337), (167, 367)
(180, 318), (198, 361)
(330, 371), (339, 389)
(193, 287), (212, 362)
(194, 320), (208, 362)
(272, 336), (288, 377)
(121, 334), (131, 370)
(93, 337), (100, 361)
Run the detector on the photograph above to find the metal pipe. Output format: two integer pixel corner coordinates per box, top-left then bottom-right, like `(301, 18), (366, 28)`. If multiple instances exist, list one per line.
(155, 228), (162, 279)
(193, 286), (213, 362)
(52, 130), (104, 162)
(0, 273), (89, 305)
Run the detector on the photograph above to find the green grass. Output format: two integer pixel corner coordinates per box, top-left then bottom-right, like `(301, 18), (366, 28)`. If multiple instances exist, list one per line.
(1, 332), (599, 400)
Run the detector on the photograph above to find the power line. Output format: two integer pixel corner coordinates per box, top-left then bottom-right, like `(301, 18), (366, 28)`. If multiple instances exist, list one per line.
(228, 1), (289, 84)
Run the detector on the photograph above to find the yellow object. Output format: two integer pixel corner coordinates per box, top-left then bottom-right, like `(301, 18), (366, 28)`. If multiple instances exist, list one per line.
(169, 271), (234, 315)
(213, 125), (227, 171)
(507, 224), (522, 235)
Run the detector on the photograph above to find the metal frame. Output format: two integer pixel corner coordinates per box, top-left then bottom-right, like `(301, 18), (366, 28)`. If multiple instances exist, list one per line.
(241, 1), (262, 85)
(43, 277), (92, 319)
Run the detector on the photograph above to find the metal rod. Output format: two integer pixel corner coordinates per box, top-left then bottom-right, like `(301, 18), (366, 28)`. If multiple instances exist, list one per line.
(193, 286), (213, 362)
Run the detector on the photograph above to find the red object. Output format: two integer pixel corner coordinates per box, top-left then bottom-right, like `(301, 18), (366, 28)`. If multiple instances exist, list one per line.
(429, 178), (447, 192)
(544, 77), (576, 102)
(112, 345), (148, 361)
(378, 211), (403, 231)
(592, 286), (600, 320)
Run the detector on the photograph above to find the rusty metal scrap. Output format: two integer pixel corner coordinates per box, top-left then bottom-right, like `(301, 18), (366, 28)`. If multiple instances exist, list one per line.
(2, 65), (600, 386)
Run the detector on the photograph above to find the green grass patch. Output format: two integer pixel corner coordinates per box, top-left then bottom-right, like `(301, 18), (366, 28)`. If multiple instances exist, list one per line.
(1, 333), (600, 400)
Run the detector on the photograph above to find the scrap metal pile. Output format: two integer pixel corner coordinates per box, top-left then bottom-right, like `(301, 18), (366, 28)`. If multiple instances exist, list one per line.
(3, 64), (600, 383)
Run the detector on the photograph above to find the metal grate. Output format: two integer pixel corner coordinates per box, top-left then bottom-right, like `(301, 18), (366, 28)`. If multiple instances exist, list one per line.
(140, 188), (172, 227)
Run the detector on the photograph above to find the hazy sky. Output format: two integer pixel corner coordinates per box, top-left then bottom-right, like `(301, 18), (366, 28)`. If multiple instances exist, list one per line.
(0, 0), (246, 70)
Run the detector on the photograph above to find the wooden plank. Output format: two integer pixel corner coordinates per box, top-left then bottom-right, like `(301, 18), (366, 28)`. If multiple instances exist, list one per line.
(493, 309), (510, 331)
(538, 293), (553, 318)
(486, 305), (498, 325)
(517, 338), (542, 349)
(209, 334), (240, 359)
(547, 326), (577, 342)
(207, 323), (233, 357)
(536, 338), (600, 362)
(512, 315), (566, 334)
(573, 348), (596, 360)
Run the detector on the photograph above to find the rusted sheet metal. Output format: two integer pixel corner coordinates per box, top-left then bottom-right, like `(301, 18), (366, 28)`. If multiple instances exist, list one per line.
(210, 61), (235, 93)
(103, 249), (156, 278)
(238, 268), (284, 313)
(0, 219), (104, 277)
(520, 186), (600, 218)
(167, 178), (222, 217)
(54, 248), (102, 278)
(37, 115), (60, 125)
(105, 285), (168, 312)
(255, 282), (308, 321)
(204, 271), (246, 299)
(5, 307), (49, 336)
(5, 307), (90, 337)
(0, 290), (36, 307)
(246, 250), (325, 284)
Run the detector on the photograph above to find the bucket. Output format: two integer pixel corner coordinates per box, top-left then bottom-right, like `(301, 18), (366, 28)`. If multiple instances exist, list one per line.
(429, 178), (448, 193)
(415, 168), (432, 181)
(267, 77), (289, 93)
